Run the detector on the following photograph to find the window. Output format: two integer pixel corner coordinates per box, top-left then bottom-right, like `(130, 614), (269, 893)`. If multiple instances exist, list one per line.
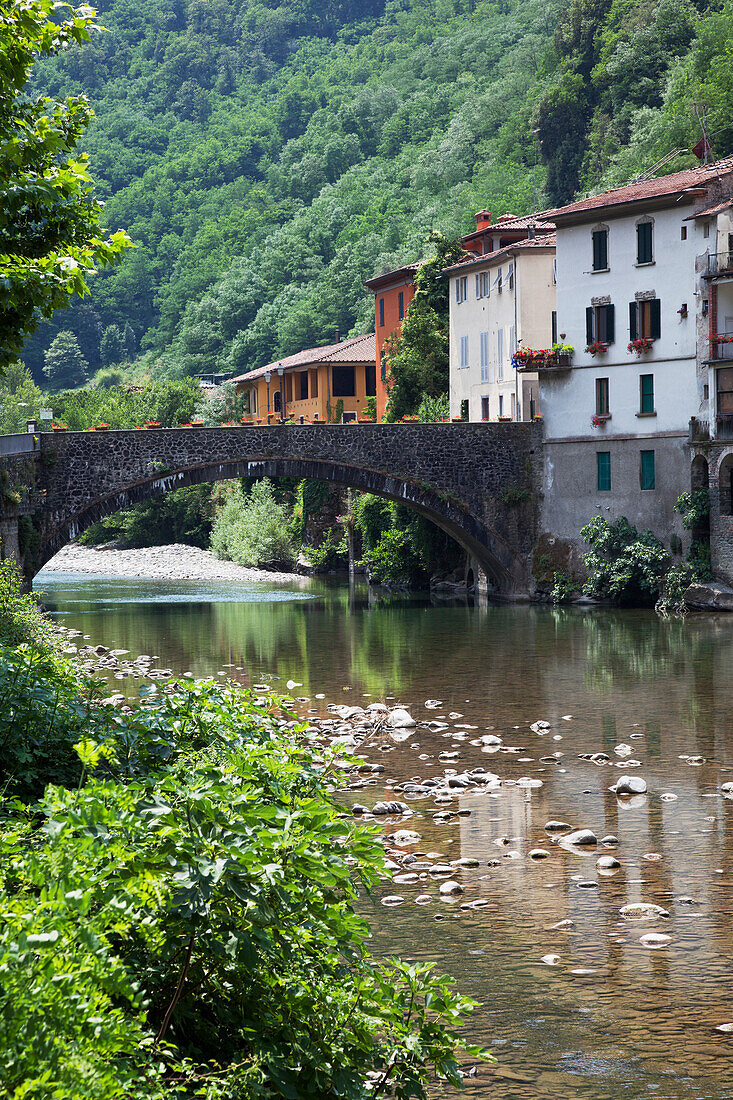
(592, 228), (608, 271)
(365, 362), (376, 397)
(343, 411), (357, 423)
(639, 373), (654, 414)
(681, 226), (687, 241)
(597, 452), (611, 492)
(379, 298), (384, 327)
(273, 390), (282, 414)
(243, 390), (251, 415)
(596, 377), (610, 417)
(640, 450), (656, 490)
(497, 269), (503, 293)
(552, 257), (557, 285)
(586, 304), (615, 345)
(455, 276), (468, 303)
(460, 334), (469, 369)
(629, 298), (661, 340)
(497, 329), (504, 380)
(480, 331), (489, 382)
(717, 366), (733, 418)
(332, 365), (355, 397)
(703, 222), (710, 239)
(380, 350), (386, 382)
(310, 369), (318, 398)
(508, 262), (514, 290)
(398, 291), (404, 321)
(481, 396), (490, 421)
(509, 325), (516, 358)
(285, 375), (293, 403)
(551, 310), (558, 345)
(298, 372), (308, 401)
(637, 221), (653, 264)
(499, 394), (504, 416)
(476, 270), (489, 298)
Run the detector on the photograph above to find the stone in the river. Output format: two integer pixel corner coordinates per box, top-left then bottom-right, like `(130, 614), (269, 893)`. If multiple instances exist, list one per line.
(529, 848), (551, 860)
(530, 720), (551, 733)
(640, 932), (672, 948)
(439, 880), (464, 896)
(540, 954), (561, 966)
(619, 903), (670, 921)
(614, 775), (647, 796)
(388, 708), (416, 728)
(371, 800), (410, 815)
(544, 821), (573, 833)
(424, 699), (442, 709)
(720, 782), (733, 795)
(452, 857), (480, 867)
(600, 835), (618, 846)
(517, 777), (543, 788)
(394, 873), (420, 884)
(576, 880), (598, 888)
(390, 830), (421, 847)
(415, 895), (432, 905)
(597, 855), (621, 872)
(381, 896), (405, 906)
(614, 743), (632, 757)
(549, 919), (575, 931)
(366, 702), (388, 713)
(560, 829), (597, 847)
(715, 1023), (733, 1033)
(351, 804), (369, 815)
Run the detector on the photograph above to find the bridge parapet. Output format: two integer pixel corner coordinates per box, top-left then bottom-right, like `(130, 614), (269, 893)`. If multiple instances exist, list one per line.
(0, 422), (543, 593)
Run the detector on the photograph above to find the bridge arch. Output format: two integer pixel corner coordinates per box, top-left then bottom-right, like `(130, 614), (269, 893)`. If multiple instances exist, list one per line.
(36, 456), (515, 590)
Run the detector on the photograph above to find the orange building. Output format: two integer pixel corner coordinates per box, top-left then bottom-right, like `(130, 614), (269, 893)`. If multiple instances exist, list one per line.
(364, 263), (418, 421)
(231, 333), (377, 424)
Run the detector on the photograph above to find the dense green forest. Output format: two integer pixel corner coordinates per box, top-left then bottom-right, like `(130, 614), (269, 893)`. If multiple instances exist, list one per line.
(21, 0), (733, 383)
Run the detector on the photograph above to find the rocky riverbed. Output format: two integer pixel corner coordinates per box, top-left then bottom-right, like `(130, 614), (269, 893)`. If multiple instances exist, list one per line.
(41, 542), (306, 585)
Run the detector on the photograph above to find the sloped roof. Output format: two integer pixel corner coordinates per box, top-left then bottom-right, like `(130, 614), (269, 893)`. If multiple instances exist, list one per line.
(230, 332), (376, 384)
(540, 156), (733, 223)
(364, 262), (420, 290)
(686, 198), (733, 220)
(442, 233), (556, 276)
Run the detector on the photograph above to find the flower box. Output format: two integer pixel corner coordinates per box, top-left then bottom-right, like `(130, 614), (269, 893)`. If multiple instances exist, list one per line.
(498, 415), (511, 421)
(95, 424), (110, 431)
(51, 424), (67, 433)
(191, 418), (204, 427)
(585, 341), (608, 357)
(627, 338), (654, 355)
(591, 413), (611, 428)
(145, 421), (162, 429)
(179, 423), (193, 428)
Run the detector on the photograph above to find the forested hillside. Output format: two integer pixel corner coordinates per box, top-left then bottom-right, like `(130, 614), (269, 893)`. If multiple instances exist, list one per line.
(22, 0), (733, 382)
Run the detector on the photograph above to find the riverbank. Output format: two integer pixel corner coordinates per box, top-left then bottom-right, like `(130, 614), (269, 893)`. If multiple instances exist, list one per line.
(40, 542), (306, 585)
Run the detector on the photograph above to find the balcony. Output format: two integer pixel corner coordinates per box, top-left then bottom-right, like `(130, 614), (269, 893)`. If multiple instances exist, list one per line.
(705, 252), (733, 279)
(717, 415), (733, 441)
(513, 349), (573, 374)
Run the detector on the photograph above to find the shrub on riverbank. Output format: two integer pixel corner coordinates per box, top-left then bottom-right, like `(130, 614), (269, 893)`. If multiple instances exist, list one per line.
(581, 516), (671, 605)
(0, 587), (488, 1097)
(211, 478), (295, 567)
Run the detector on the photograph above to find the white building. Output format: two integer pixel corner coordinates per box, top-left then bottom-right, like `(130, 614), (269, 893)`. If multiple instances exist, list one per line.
(446, 228), (556, 423)
(536, 156), (733, 567)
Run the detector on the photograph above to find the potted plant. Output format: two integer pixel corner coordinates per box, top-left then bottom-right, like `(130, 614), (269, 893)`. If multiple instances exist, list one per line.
(145, 420), (162, 429)
(498, 415), (511, 421)
(179, 422), (193, 428)
(590, 413), (610, 428)
(51, 422), (67, 433)
(551, 342), (574, 367)
(627, 337), (654, 355)
(95, 423), (110, 431)
(585, 341), (608, 357)
(191, 417), (204, 427)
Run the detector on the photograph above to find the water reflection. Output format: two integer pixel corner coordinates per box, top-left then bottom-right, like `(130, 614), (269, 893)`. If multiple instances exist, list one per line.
(35, 570), (733, 1098)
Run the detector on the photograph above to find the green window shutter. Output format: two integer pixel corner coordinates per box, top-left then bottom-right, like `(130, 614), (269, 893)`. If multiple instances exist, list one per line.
(586, 307), (594, 345)
(637, 222), (653, 264)
(597, 451), (611, 492)
(605, 304), (615, 344)
(640, 449), (656, 490)
(629, 301), (638, 340)
(640, 374), (654, 414)
(592, 230), (607, 270)
(649, 298), (661, 339)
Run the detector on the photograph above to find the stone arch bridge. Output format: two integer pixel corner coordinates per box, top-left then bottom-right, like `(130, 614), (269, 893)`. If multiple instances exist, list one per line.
(0, 423), (543, 593)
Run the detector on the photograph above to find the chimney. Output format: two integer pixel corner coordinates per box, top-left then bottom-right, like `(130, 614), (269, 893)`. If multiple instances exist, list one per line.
(475, 209), (492, 231)
(333, 329), (340, 343)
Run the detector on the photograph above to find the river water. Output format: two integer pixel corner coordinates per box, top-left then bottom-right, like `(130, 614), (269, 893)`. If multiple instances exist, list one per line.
(35, 569), (733, 1099)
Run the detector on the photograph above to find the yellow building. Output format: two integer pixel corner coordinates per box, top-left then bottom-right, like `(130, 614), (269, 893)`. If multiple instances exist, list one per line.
(231, 333), (377, 424)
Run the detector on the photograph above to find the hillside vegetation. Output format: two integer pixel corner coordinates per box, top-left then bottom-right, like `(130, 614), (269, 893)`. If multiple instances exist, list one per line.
(22, 0), (733, 381)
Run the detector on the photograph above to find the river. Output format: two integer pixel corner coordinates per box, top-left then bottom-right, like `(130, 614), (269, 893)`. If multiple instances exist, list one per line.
(35, 568), (733, 1099)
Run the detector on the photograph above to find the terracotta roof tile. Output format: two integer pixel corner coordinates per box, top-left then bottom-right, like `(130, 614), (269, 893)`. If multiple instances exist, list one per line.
(540, 156), (733, 222)
(442, 233), (556, 275)
(230, 333), (376, 384)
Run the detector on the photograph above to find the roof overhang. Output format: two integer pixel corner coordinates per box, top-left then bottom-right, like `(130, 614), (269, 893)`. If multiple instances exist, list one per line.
(542, 191), (701, 228)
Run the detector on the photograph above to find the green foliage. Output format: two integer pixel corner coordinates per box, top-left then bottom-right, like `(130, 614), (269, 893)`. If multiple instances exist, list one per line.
(196, 381), (249, 425)
(581, 515), (671, 605)
(385, 234), (464, 421)
(43, 331), (89, 389)
(100, 323), (125, 366)
(675, 489), (710, 531)
(417, 392), (450, 422)
(0, 0), (131, 367)
(551, 570), (574, 604)
(303, 528), (349, 571)
(51, 378), (200, 430)
(93, 366), (126, 389)
(500, 485), (531, 506)
(0, 362), (43, 433)
(362, 527), (421, 586)
(0, 559), (50, 648)
(0, 581), (488, 1096)
(80, 485), (214, 549)
(211, 478), (295, 566)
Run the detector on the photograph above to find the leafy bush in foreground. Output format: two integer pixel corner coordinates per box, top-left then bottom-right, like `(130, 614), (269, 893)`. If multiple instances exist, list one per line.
(211, 479), (295, 567)
(581, 515), (671, 605)
(0, 645), (488, 1097)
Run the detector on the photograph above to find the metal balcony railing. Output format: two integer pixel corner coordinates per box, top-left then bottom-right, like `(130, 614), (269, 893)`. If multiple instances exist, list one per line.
(706, 252), (733, 277)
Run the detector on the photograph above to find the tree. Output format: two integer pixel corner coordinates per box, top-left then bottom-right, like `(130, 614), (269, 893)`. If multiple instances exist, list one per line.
(43, 331), (89, 388)
(122, 321), (137, 359)
(0, 0), (131, 367)
(100, 323), (124, 365)
(385, 233), (464, 420)
(0, 362), (43, 432)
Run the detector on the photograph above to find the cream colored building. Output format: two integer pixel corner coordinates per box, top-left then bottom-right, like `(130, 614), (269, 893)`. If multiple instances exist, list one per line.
(447, 233), (556, 422)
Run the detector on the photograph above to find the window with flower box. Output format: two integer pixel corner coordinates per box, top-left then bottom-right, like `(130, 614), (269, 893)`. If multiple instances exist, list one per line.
(629, 299), (660, 341)
(586, 304), (615, 345)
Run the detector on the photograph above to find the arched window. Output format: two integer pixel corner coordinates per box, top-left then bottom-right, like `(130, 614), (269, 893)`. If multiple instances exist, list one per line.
(720, 454), (733, 516)
(691, 454), (709, 491)
(273, 390), (282, 414)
